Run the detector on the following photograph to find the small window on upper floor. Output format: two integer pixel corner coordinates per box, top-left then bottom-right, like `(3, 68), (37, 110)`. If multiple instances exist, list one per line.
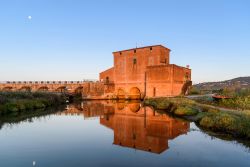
(133, 58), (137, 64)
(134, 49), (136, 53)
(119, 52), (122, 55)
(150, 47), (152, 52)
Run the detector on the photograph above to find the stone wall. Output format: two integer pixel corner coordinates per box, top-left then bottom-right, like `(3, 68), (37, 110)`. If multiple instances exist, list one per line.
(82, 82), (105, 98)
(146, 64), (191, 97)
(99, 67), (114, 83)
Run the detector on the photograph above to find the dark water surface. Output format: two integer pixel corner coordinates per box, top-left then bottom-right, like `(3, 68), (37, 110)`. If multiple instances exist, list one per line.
(0, 101), (249, 167)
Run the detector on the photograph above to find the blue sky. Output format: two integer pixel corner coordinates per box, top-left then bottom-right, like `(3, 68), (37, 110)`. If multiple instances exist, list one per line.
(0, 0), (249, 83)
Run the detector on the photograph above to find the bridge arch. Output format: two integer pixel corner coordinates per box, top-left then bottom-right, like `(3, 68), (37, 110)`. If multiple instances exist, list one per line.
(2, 86), (13, 91)
(37, 86), (49, 92)
(55, 86), (67, 93)
(129, 87), (141, 99)
(19, 86), (31, 92)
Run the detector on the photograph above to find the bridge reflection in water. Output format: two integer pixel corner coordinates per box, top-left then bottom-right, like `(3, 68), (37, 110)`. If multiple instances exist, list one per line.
(59, 101), (190, 154)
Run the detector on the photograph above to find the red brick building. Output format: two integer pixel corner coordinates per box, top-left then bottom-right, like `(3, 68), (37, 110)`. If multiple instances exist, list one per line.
(100, 45), (192, 99)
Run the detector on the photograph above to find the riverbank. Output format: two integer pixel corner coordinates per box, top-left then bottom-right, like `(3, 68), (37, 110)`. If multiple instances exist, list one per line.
(193, 95), (250, 111)
(144, 97), (250, 139)
(0, 92), (67, 116)
(189, 88), (250, 111)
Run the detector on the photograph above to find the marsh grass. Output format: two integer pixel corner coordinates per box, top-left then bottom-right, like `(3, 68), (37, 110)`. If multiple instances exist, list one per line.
(197, 111), (250, 138)
(144, 97), (250, 139)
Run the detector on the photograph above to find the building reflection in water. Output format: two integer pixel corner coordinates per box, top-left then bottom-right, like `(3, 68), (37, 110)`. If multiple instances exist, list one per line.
(60, 101), (190, 154)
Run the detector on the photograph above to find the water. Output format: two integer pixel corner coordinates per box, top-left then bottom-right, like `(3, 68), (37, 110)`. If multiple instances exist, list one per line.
(0, 101), (249, 167)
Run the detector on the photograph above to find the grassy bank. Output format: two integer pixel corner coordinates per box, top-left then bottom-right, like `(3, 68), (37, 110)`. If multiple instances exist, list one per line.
(192, 88), (250, 111)
(144, 97), (250, 139)
(194, 96), (250, 111)
(0, 92), (67, 116)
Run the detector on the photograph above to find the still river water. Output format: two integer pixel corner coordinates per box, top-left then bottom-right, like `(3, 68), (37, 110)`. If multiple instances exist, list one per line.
(0, 101), (250, 167)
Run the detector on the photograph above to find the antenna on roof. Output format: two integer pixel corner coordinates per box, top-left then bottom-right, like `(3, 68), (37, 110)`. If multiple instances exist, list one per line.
(136, 42), (137, 48)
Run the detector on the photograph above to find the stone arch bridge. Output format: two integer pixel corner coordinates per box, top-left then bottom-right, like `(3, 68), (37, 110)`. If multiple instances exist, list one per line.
(0, 81), (101, 96)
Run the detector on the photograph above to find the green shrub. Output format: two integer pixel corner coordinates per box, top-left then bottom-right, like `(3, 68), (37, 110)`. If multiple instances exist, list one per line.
(198, 111), (250, 138)
(214, 114), (237, 131)
(174, 106), (198, 116)
(6, 103), (19, 113)
(23, 100), (35, 110)
(199, 116), (215, 128)
(33, 100), (46, 109)
(17, 102), (26, 111)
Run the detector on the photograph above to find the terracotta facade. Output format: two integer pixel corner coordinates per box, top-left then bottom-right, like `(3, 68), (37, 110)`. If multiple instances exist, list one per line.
(100, 45), (192, 99)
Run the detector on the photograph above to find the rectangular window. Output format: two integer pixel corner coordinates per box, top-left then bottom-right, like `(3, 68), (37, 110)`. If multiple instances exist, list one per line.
(133, 58), (137, 64)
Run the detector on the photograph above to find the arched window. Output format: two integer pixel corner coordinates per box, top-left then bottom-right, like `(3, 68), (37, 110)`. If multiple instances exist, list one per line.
(105, 77), (109, 84)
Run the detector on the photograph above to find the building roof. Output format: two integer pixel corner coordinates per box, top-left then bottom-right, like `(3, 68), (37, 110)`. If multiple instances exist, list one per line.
(112, 45), (171, 53)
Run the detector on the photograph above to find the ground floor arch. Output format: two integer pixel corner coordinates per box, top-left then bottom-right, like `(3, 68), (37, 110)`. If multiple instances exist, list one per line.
(128, 102), (141, 113)
(129, 87), (141, 100)
(117, 88), (125, 99)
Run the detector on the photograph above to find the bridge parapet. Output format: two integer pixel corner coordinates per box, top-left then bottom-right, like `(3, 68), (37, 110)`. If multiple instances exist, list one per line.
(1, 80), (99, 85)
(0, 80), (106, 97)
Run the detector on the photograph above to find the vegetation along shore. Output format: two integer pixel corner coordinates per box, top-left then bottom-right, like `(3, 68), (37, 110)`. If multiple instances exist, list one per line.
(193, 88), (250, 111)
(0, 92), (67, 116)
(144, 96), (250, 140)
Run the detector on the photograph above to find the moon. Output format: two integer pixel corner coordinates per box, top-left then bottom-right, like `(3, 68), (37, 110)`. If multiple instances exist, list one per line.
(28, 16), (32, 20)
